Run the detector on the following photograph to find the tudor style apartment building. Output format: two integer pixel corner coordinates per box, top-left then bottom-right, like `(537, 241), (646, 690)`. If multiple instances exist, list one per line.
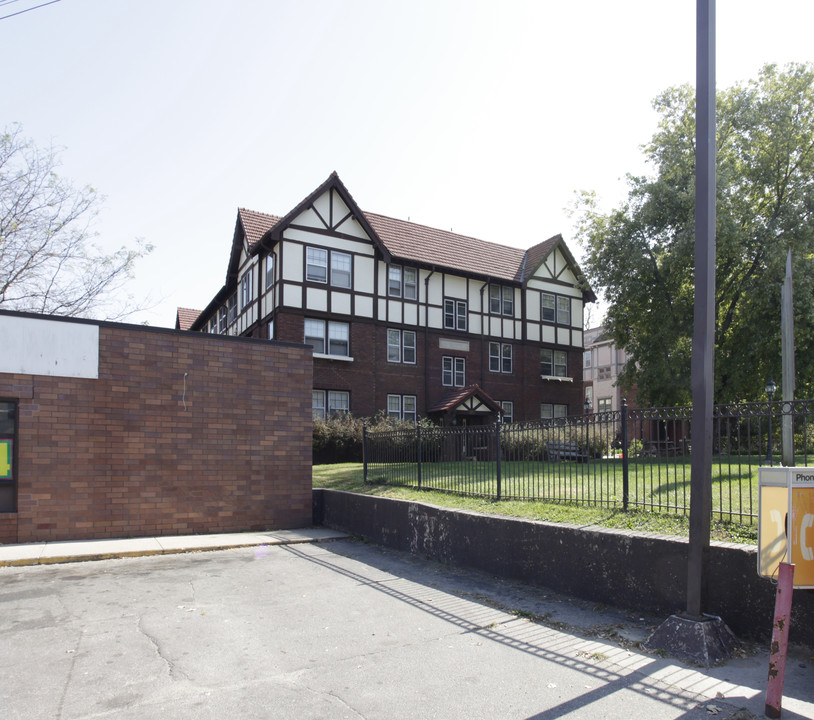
(180, 173), (595, 425)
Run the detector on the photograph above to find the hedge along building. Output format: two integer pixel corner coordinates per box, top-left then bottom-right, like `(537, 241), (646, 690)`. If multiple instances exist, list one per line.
(184, 173), (596, 426)
(0, 310), (313, 544)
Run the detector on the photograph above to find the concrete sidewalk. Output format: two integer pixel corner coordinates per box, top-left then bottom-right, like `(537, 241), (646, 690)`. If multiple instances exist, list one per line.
(0, 527), (351, 566)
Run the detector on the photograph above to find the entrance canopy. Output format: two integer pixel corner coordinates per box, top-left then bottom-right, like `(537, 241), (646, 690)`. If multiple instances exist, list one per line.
(428, 384), (504, 426)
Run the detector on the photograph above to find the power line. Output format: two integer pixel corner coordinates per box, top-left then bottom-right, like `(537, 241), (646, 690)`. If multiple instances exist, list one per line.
(0, 0), (63, 22)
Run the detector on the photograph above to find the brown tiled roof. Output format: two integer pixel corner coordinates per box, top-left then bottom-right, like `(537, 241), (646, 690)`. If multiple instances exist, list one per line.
(238, 208), (281, 250)
(233, 172), (590, 292)
(176, 307), (201, 331)
(523, 235), (560, 282)
(363, 212), (527, 283)
(428, 384), (504, 414)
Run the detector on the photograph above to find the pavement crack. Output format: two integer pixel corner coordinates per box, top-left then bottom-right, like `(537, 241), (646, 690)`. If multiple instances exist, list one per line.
(295, 682), (366, 719)
(56, 629), (83, 719)
(137, 616), (189, 682)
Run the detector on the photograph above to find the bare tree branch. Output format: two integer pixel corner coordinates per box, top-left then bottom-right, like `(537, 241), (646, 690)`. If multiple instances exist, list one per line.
(0, 124), (153, 319)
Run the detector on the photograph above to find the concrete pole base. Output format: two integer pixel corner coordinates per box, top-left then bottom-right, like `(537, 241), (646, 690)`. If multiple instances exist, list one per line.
(644, 612), (739, 667)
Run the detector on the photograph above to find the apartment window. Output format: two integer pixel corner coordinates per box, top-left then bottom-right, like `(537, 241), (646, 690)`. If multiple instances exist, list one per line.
(304, 319), (350, 357)
(312, 390), (350, 418)
(541, 293), (556, 322)
(240, 270), (252, 310)
(597, 366), (611, 381)
(444, 299), (467, 331)
(499, 401), (513, 424)
(0, 401), (16, 512)
(388, 265), (402, 297)
(227, 294), (237, 325)
(557, 296), (571, 325)
(489, 342), (512, 373)
(267, 321), (274, 340)
(541, 403), (568, 419)
(598, 397), (612, 413)
(404, 267), (418, 300)
(442, 356), (465, 387)
(208, 317), (217, 333)
(328, 391), (350, 416)
(312, 390), (326, 420)
(331, 251), (352, 288)
(218, 306), (227, 333)
(306, 247), (328, 282)
(402, 395), (417, 422)
(388, 265), (418, 299)
(387, 329), (416, 364)
(585, 386), (593, 408)
(265, 255), (275, 290)
(541, 348), (567, 377)
(490, 285), (513, 316)
(387, 394), (417, 422)
(584, 350), (592, 368)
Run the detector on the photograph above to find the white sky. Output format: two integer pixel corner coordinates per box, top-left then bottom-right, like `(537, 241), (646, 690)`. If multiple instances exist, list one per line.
(3, 0), (813, 326)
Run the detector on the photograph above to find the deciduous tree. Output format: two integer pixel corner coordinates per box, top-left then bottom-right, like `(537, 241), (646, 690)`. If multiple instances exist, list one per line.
(575, 63), (814, 404)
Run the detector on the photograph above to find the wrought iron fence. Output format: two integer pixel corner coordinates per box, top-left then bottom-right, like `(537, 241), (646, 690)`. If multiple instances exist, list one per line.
(363, 399), (814, 524)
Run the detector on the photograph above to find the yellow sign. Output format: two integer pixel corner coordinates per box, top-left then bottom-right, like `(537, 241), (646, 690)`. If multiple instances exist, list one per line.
(791, 482), (814, 587)
(0, 440), (11, 479)
(758, 468), (814, 589)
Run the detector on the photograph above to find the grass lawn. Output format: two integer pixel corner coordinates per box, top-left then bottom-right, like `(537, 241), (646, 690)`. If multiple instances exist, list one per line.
(313, 462), (759, 545)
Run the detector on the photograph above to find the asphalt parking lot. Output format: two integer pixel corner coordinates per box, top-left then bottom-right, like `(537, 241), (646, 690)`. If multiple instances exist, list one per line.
(1, 537), (811, 719)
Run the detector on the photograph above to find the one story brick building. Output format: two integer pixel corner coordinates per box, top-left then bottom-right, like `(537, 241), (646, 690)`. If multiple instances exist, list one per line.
(0, 310), (313, 544)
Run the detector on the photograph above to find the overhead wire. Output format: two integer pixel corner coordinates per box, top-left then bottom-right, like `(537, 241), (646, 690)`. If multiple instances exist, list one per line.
(0, 0), (63, 22)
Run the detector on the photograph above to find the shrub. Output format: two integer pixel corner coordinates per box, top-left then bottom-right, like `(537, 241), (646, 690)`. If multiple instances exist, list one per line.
(313, 412), (436, 464)
(627, 438), (644, 456)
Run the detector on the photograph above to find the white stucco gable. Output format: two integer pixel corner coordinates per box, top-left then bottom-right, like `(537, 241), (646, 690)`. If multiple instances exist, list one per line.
(290, 187), (373, 241)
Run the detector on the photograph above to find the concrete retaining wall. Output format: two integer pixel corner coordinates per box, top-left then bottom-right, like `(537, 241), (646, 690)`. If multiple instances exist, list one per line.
(313, 488), (814, 646)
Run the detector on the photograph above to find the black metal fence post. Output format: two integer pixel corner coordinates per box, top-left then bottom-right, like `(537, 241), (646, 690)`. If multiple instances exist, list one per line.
(362, 423), (368, 483)
(495, 421), (502, 501)
(621, 399), (629, 511)
(417, 422), (423, 490)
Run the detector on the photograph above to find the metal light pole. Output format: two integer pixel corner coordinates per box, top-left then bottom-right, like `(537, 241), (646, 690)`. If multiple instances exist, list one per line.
(687, 0), (716, 620)
(766, 378), (776, 464)
(647, 1), (738, 667)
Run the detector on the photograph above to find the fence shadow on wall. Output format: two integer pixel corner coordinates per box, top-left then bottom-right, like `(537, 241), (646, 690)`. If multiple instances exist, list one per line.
(363, 399), (814, 524)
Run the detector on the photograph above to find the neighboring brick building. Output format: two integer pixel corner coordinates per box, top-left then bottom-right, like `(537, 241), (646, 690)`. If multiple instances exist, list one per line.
(0, 310), (312, 544)
(183, 173), (596, 425)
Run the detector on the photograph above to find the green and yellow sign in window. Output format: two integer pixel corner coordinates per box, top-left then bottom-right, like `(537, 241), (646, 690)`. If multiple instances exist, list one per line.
(0, 439), (11, 479)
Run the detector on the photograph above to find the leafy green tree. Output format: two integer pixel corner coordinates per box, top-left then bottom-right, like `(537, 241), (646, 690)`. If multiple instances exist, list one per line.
(575, 63), (814, 405)
(0, 124), (152, 319)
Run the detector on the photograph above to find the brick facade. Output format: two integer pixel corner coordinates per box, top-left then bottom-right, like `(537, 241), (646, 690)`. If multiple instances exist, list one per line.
(278, 314), (583, 421)
(0, 314), (313, 544)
